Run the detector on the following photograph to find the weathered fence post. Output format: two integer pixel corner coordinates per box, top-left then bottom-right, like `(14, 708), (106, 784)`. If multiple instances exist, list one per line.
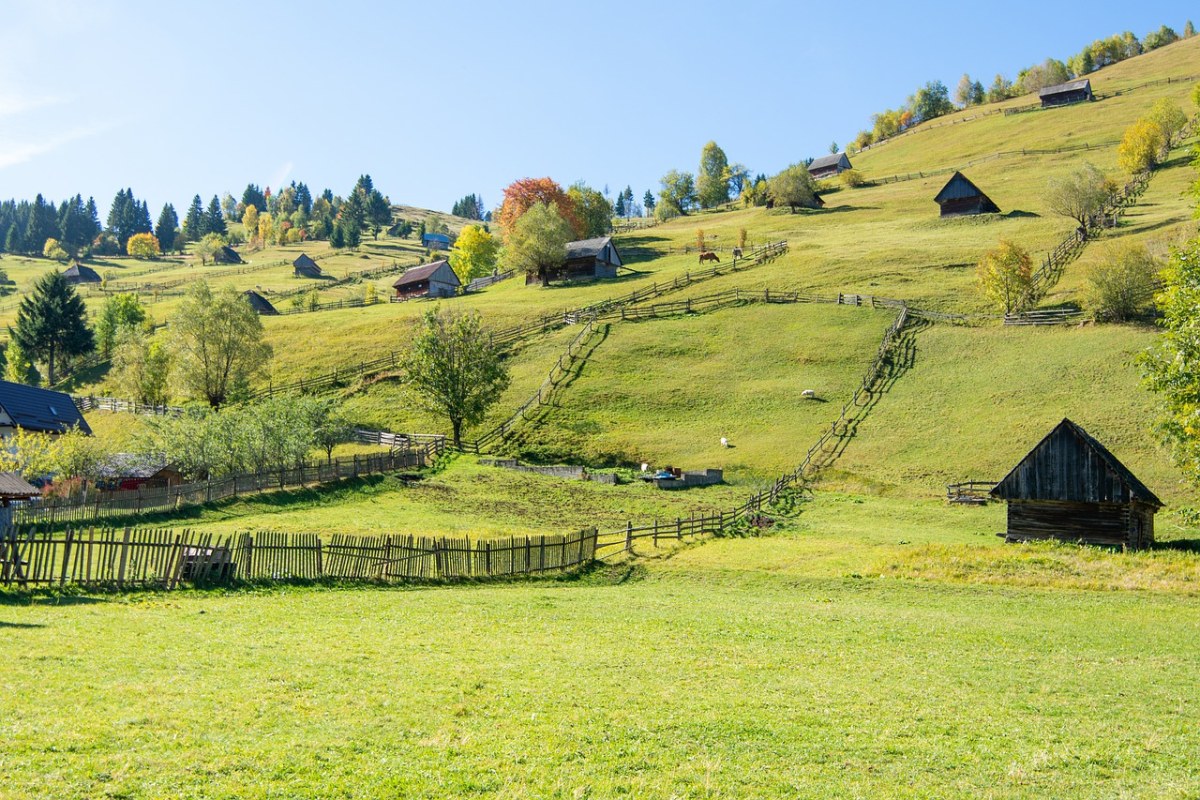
(625, 521), (633, 552)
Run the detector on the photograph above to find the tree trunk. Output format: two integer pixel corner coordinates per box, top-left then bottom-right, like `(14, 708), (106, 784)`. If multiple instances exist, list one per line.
(47, 348), (56, 386)
(451, 418), (463, 450)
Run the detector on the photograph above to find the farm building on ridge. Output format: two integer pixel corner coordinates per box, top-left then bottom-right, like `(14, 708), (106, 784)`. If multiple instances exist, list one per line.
(62, 264), (101, 284)
(807, 152), (853, 180)
(1039, 79), (1093, 108)
(0, 380), (91, 437)
(392, 260), (461, 300)
(934, 172), (1000, 217)
(243, 290), (278, 315)
(292, 253), (324, 278)
(989, 418), (1162, 549)
(529, 236), (624, 285)
(422, 232), (452, 250)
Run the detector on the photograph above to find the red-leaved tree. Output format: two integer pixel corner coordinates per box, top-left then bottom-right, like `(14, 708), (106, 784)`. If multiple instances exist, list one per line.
(496, 177), (583, 239)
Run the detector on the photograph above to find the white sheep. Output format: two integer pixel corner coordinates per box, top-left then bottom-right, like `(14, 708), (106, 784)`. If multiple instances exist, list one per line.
(801, 389), (816, 399)
(720, 437), (729, 448)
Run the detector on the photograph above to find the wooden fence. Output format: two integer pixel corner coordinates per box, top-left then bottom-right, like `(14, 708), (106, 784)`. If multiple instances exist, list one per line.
(466, 270), (516, 292)
(870, 139), (1120, 186)
(74, 395), (184, 416)
(11, 443), (442, 527)
(0, 526), (599, 589)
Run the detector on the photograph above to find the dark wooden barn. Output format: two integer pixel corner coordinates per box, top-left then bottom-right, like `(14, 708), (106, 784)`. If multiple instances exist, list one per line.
(214, 245), (243, 265)
(1039, 79), (1093, 108)
(96, 454), (184, 491)
(243, 290), (278, 315)
(990, 419), (1162, 549)
(293, 253), (324, 278)
(934, 172), (1000, 217)
(808, 152), (853, 180)
(528, 236), (623, 285)
(62, 263), (101, 284)
(392, 260), (461, 300)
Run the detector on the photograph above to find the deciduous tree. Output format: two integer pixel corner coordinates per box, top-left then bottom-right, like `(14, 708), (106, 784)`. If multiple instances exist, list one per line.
(126, 232), (161, 259)
(1118, 118), (1167, 174)
(497, 178), (581, 239)
(1044, 163), (1113, 237)
(449, 224), (500, 283)
(696, 141), (731, 209)
(501, 202), (571, 284)
(1085, 241), (1160, 321)
(170, 281), (272, 407)
(567, 182), (613, 238)
(95, 293), (148, 357)
(402, 307), (510, 448)
(976, 240), (1033, 315)
(767, 164), (819, 212)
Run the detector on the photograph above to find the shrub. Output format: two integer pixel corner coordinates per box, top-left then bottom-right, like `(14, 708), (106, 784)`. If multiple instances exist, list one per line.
(840, 169), (867, 188)
(1085, 242), (1160, 321)
(42, 238), (69, 263)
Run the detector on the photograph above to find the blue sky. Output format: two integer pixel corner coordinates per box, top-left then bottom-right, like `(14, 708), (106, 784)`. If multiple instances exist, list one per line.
(0, 1), (1191, 217)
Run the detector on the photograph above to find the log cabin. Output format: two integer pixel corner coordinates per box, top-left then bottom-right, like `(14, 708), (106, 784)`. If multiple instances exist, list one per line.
(934, 172), (1000, 217)
(1039, 79), (1093, 108)
(392, 259), (461, 299)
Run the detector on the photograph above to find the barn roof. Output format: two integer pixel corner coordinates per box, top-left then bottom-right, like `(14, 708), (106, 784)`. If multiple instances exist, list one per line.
(393, 260), (460, 288)
(97, 453), (173, 480)
(808, 153), (850, 171)
(0, 472), (38, 499)
(934, 172), (999, 209)
(1039, 79), (1092, 98)
(243, 290), (278, 315)
(214, 245), (243, 264)
(565, 236), (616, 261)
(293, 253), (322, 275)
(62, 263), (101, 283)
(990, 418), (1163, 508)
(422, 232), (452, 243)
(0, 381), (91, 436)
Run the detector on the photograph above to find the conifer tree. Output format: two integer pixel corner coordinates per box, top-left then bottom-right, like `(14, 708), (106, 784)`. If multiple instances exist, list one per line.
(183, 195), (205, 241)
(24, 194), (58, 254)
(206, 195), (227, 236)
(11, 271), (94, 385)
(155, 203), (179, 254)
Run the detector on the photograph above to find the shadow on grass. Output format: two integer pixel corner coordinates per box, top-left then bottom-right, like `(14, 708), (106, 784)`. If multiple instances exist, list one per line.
(1154, 538), (1200, 553)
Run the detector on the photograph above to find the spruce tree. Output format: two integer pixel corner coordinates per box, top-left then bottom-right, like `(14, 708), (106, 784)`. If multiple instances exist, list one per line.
(84, 197), (101, 241)
(24, 194), (59, 254)
(183, 195), (205, 241)
(4, 223), (23, 255)
(206, 195), (227, 236)
(11, 271), (94, 385)
(155, 203), (179, 253)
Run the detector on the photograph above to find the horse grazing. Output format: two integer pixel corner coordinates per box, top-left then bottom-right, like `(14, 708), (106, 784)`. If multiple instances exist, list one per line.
(698, 251), (720, 264)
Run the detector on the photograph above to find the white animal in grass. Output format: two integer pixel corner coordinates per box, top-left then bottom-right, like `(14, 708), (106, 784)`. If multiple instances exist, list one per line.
(720, 437), (729, 448)
(801, 389), (816, 399)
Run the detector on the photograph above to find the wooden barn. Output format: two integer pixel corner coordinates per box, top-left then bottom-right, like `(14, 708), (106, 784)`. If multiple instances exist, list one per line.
(1039, 79), (1093, 108)
(934, 172), (1000, 217)
(292, 253), (324, 278)
(0, 380), (91, 437)
(96, 454), (183, 491)
(243, 290), (278, 315)
(422, 232), (452, 251)
(529, 236), (623, 285)
(990, 419), (1162, 549)
(62, 263), (101, 284)
(213, 245), (243, 265)
(808, 152), (853, 180)
(392, 260), (461, 300)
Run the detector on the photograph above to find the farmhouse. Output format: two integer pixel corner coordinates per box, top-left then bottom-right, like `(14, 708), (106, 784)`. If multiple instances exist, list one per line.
(292, 253), (324, 278)
(934, 172), (1000, 217)
(1039, 79), (1093, 108)
(96, 454), (183, 491)
(0, 380), (91, 437)
(243, 290), (278, 315)
(422, 232), (452, 250)
(990, 418), (1162, 549)
(530, 236), (624, 285)
(392, 260), (461, 300)
(808, 152), (853, 180)
(62, 263), (101, 284)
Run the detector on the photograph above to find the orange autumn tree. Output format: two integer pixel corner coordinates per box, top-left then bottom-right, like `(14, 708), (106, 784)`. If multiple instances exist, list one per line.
(496, 178), (583, 239)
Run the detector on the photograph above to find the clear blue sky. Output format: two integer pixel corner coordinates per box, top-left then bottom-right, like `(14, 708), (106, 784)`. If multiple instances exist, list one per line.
(0, 1), (1191, 218)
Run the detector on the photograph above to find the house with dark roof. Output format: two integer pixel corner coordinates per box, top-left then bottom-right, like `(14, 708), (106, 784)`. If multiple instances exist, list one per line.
(422, 232), (452, 251)
(807, 152), (853, 180)
(213, 245), (243, 264)
(0, 380), (91, 437)
(1039, 79), (1093, 108)
(990, 419), (1162, 549)
(62, 264), (101, 284)
(530, 236), (624, 285)
(293, 253), (324, 278)
(392, 260), (461, 300)
(96, 454), (183, 491)
(243, 290), (278, 315)
(934, 172), (1000, 217)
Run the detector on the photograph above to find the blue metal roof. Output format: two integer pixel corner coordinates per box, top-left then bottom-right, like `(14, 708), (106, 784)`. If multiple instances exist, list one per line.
(0, 380), (91, 435)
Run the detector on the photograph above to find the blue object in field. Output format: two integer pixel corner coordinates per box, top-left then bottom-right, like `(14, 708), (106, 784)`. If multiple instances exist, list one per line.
(654, 470), (674, 480)
(422, 232), (452, 249)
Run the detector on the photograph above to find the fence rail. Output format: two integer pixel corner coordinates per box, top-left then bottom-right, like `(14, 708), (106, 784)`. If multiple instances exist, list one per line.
(946, 481), (998, 504)
(0, 525), (598, 589)
(466, 270), (515, 292)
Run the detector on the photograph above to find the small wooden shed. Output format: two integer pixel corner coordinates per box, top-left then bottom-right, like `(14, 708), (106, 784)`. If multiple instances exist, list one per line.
(422, 232), (452, 251)
(1039, 79), (1093, 108)
(934, 172), (1000, 217)
(62, 263), (101, 284)
(990, 418), (1163, 549)
(292, 253), (324, 278)
(530, 236), (623, 285)
(808, 152), (853, 180)
(96, 454), (183, 491)
(392, 260), (461, 300)
(243, 290), (278, 315)
(213, 245), (243, 265)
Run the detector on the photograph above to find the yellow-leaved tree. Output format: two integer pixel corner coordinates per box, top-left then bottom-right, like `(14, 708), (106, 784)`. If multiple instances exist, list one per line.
(449, 224), (500, 283)
(126, 232), (161, 259)
(977, 240), (1034, 315)
(1118, 118), (1166, 175)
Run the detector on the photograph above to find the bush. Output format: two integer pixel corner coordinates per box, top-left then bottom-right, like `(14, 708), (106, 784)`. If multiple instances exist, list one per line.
(1085, 242), (1160, 321)
(91, 232), (120, 256)
(42, 238), (69, 263)
(840, 169), (867, 188)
